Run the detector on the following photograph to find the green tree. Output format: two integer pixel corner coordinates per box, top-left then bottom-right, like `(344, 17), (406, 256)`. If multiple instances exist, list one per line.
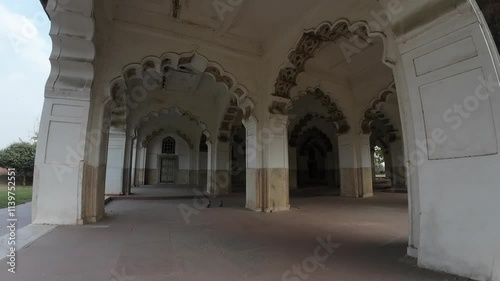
(373, 146), (385, 176)
(0, 141), (36, 186)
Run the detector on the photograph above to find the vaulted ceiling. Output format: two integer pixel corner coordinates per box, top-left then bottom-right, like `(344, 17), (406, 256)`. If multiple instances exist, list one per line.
(108, 0), (374, 57)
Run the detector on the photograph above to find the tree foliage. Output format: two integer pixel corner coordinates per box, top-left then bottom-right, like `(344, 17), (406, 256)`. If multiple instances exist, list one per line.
(0, 141), (36, 185)
(373, 146), (385, 175)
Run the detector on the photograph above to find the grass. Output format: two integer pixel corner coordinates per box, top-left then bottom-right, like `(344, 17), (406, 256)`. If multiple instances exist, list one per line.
(0, 184), (33, 209)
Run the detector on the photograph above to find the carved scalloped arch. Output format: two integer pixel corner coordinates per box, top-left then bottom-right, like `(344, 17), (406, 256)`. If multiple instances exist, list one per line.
(294, 127), (334, 153)
(107, 52), (256, 132)
(270, 19), (394, 114)
(288, 113), (339, 147)
(289, 113), (341, 144)
(359, 82), (398, 136)
(109, 52), (254, 111)
(287, 86), (350, 134)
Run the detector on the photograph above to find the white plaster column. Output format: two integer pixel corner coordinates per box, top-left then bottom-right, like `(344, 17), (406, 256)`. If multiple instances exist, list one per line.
(244, 115), (290, 212)
(262, 114), (290, 212)
(389, 2), (500, 278)
(213, 139), (232, 194)
(122, 137), (134, 195)
(338, 134), (373, 198)
(105, 129), (126, 195)
(189, 146), (199, 186)
(198, 147), (208, 188)
(130, 138), (137, 188)
(288, 146), (298, 190)
(134, 143), (147, 186)
(389, 140), (406, 189)
(206, 140), (213, 193)
(244, 117), (261, 210)
(32, 0), (96, 225)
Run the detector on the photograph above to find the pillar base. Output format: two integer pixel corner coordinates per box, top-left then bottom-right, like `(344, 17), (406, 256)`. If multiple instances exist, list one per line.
(135, 169), (145, 186)
(246, 168), (290, 212)
(340, 192), (374, 198)
(407, 246), (418, 258)
(264, 205), (290, 213)
(245, 205), (263, 212)
(214, 170), (231, 195)
(340, 167), (373, 198)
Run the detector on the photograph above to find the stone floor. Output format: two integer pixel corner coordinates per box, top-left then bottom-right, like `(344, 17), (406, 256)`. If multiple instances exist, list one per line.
(127, 184), (206, 198)
(0, 193), (456, 281)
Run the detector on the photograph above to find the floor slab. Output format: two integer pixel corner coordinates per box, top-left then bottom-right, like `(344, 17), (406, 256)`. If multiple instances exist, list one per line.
(0, 193), (456, 280)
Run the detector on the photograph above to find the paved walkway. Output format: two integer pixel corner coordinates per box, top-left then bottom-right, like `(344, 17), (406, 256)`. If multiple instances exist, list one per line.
(0, 193), (456, 281)
(0, 203), (32, 237)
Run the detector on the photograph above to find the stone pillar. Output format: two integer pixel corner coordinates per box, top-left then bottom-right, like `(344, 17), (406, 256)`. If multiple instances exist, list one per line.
(130, 139), (137, 188)
(189, 146), (199, 186)
(288, 146), (298, 190)
(244, 115), (290, 212)
(389, 140), (406, 189)
(244, 117), (261, 211)
(213, 138), (231, 194)
(206, 140), (213, 193)
(338, 134), (373, 198)
(262, 115), (290, 212)
(122, 137), (134, 195)
(32, 0), (97, 225)
(134, 144), (147, 186)
(105, 129), (126, 195)
(388, 2), (500, 278)
(198, 148), (208, 188)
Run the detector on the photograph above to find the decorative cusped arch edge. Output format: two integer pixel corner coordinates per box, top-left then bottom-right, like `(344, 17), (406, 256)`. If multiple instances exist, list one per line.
(133, 106), (211, 141)
(287, 86), (350, 134)
(359, 82), (398, 137)
(106, 52), (255, 129)
(289, 113), (341, 145)
(44, 0), (95, 99)
(269, 19), (395, 114)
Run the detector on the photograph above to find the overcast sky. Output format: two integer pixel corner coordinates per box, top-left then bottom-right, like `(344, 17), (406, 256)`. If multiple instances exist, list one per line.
(0, 0), (50, 149)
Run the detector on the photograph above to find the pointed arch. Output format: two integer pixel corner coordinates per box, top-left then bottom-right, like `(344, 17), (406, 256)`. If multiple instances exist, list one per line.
(270, 19), (394, 114)
(107, 52), (256, 129)
(359, 82), (398, 136)
(287, 86), (350, 134)
(134, 106), (211, 141)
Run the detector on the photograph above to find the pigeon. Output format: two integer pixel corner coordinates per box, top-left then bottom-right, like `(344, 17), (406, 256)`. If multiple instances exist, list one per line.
(207, 200), (211, 208)
(219, 200), (223, 207)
